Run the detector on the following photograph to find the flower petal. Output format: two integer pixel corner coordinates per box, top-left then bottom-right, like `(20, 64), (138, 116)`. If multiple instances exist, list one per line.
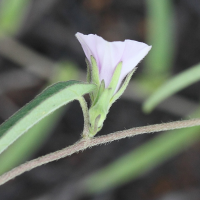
(115, 40), (152, 91)
(75, 32), (100, 67)
(76, 32), (125, 87)
(97, 41), (125, 87)
(76, 33), (151, 91)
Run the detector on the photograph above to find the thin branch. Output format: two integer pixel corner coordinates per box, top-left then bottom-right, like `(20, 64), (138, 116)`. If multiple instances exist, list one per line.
(1, 118), (200, 186)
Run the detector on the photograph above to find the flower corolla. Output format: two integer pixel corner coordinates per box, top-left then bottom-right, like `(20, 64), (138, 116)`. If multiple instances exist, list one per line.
(76, 32), (151, 92)
(76, 32), (151, 137)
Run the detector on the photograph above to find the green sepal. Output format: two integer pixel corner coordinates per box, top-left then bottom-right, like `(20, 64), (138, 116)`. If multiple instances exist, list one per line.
(88, 88), (112, 137)
(85, 58), (91, 83)
(88, 115), (101, 137)
(91, 80), (105, 106)
(90, 56), (101, 99)
(88, 62), (124, 137)
(91, 56), (100, 86)
(108, 62), (122, 97)
(98, 80), (105, 97)
(85, 58), (94, 102)
(110, 68), (137, 106)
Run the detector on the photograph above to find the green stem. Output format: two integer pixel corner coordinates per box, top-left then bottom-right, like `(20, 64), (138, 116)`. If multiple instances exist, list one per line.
(78, 97), (90, 138)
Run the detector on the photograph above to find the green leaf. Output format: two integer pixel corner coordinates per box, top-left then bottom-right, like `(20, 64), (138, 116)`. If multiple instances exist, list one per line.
(0, 108), (64, 175)
(145, 0), (174, 76)
(0, 0), (30, 35)
(143, 63), (200, 113)
(0, 81), (96, 154)
(0, 61), (80, 174)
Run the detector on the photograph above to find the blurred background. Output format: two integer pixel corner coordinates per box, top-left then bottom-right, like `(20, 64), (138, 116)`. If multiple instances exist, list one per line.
(0, 0), (200, 199)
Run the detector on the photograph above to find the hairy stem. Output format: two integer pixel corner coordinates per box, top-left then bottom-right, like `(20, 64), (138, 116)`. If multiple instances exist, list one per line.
(78, 97), (90, 137)
(1, 118), (200, 186)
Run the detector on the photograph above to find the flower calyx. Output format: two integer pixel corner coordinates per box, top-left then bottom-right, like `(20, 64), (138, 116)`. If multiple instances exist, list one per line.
(88, 58), (130, 137)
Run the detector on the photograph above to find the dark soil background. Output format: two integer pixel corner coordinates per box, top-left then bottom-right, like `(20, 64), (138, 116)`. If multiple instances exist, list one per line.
(0, 0), (200, 199)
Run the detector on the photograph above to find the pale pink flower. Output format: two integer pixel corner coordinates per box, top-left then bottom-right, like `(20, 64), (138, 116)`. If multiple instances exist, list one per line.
(76, 32), (151, 91)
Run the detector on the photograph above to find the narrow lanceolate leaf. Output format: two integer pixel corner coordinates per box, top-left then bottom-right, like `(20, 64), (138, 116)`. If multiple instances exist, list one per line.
(0, 81), (96, 154)
(0, 0), (30, 35)
(143, 63), (200, 113)
(145, 0), (174, 75)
